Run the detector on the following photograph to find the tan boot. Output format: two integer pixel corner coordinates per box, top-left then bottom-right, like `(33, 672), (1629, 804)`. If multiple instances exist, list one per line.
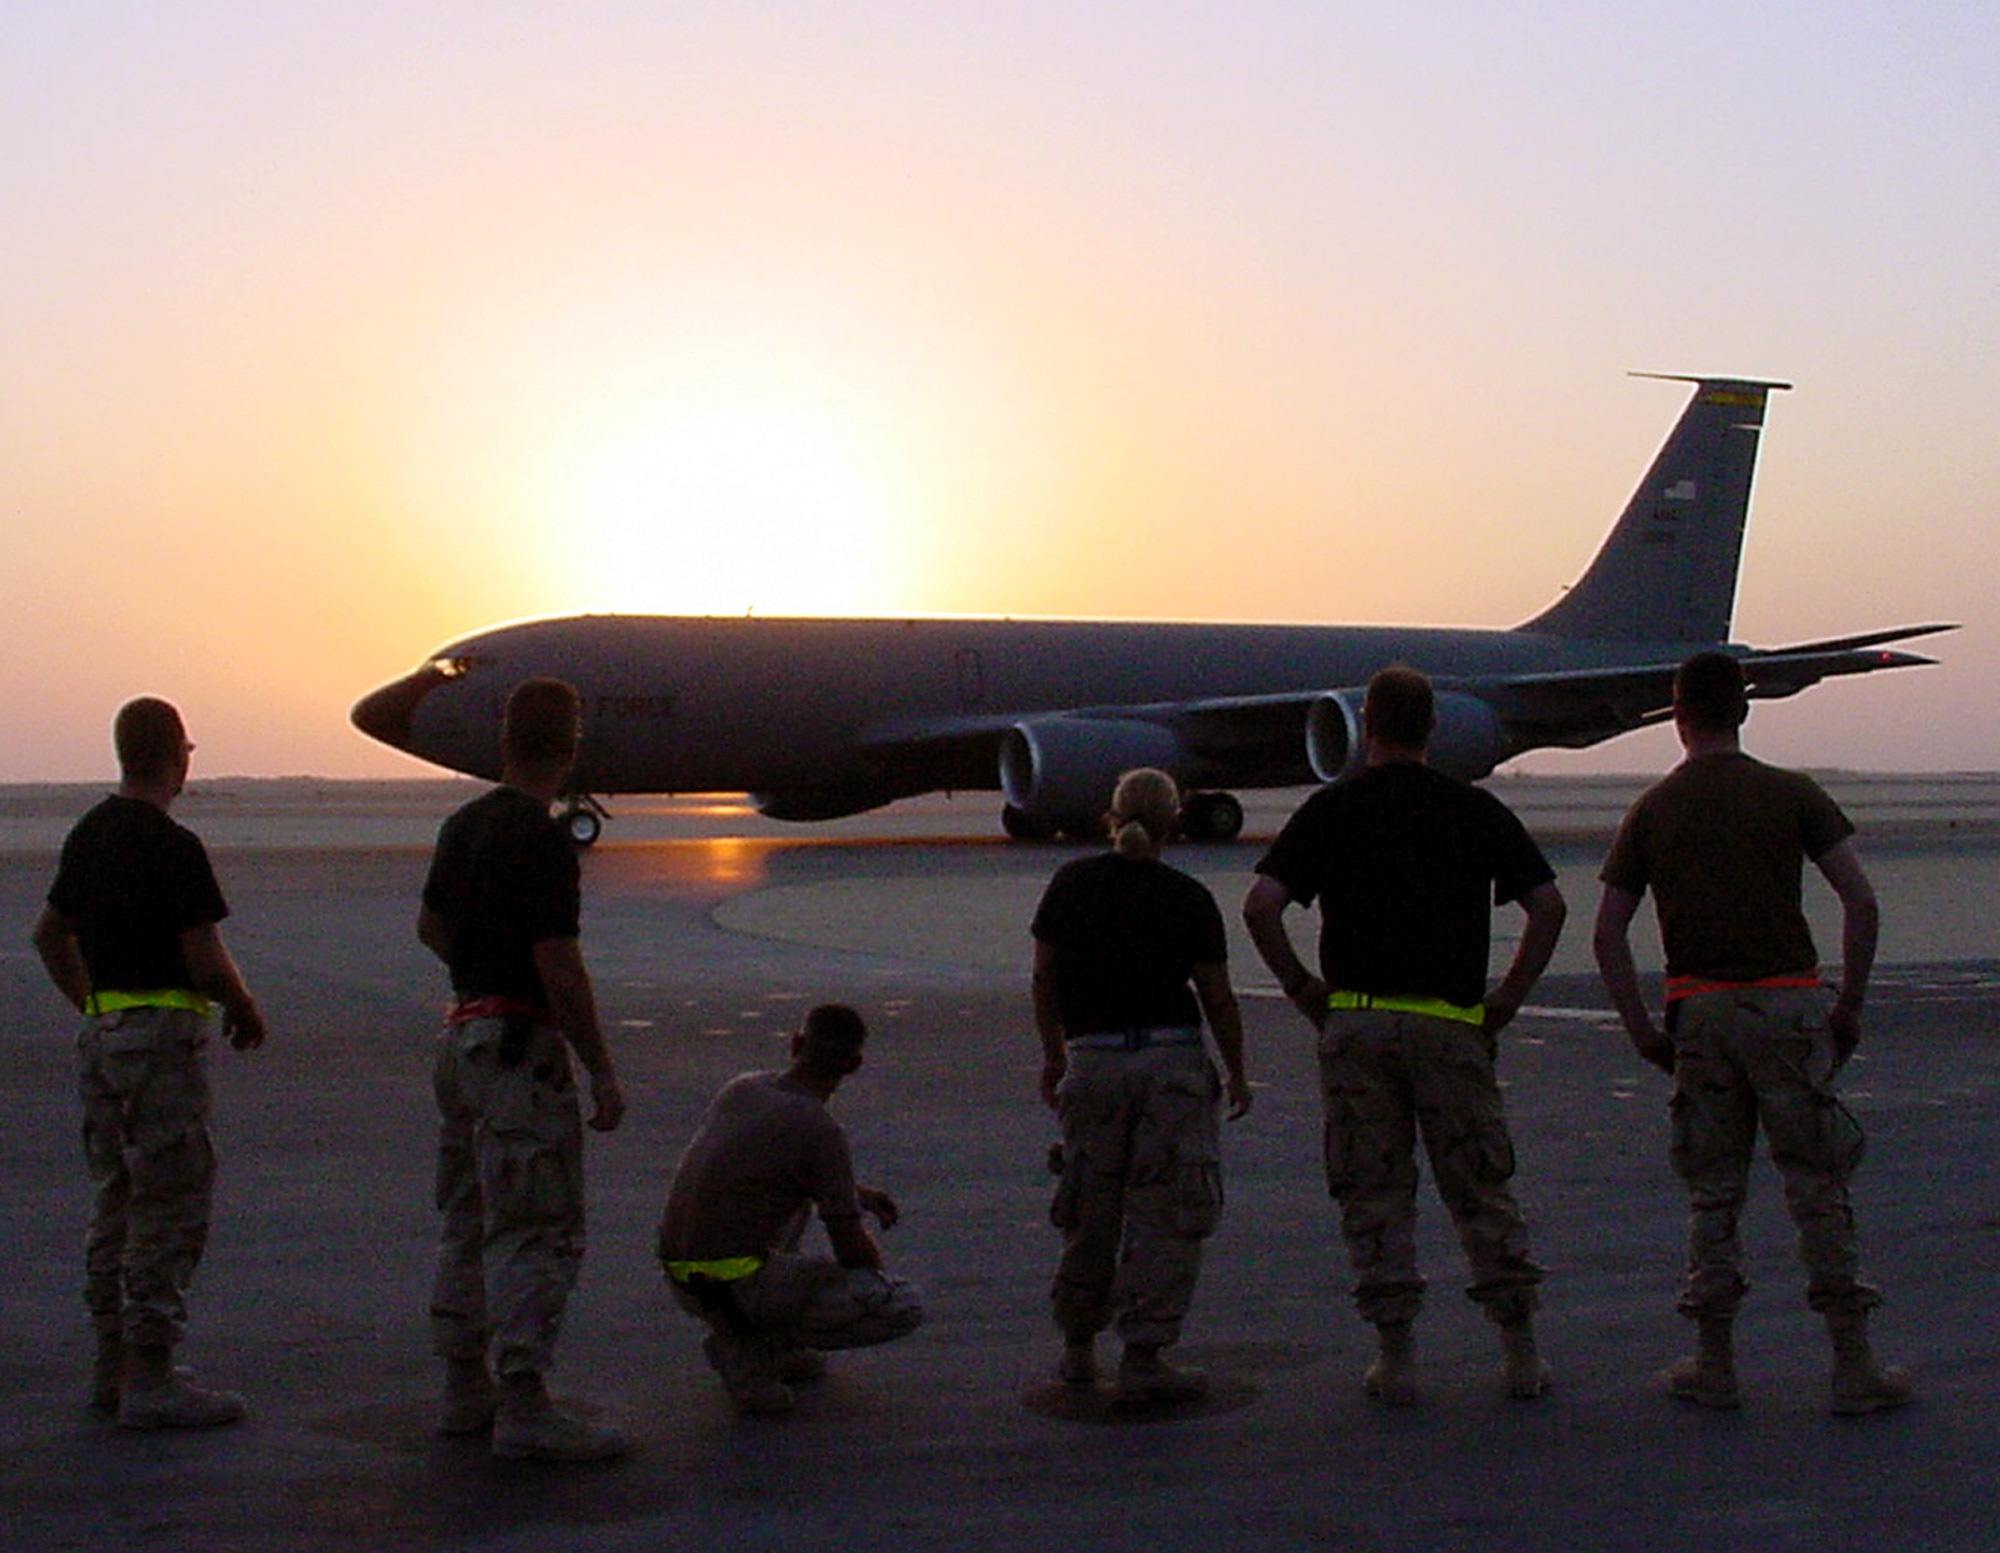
(1663, 1315), (1740, 1409)
(1363, 1320), (1418, 1406)
(1499, 1319), (1552, 1399)
(437, 1355), (497, 1435)
(491, 1371), (629, 1461)
(117, 1344), (245, 1430)
(1113, 1344), (1208, 1404)
(1827, 1312), (1914, 1416)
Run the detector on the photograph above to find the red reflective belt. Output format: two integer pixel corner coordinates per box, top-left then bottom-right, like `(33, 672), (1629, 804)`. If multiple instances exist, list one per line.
(445, 995), (547, 1025)
(1664, 973), (1823, 1004)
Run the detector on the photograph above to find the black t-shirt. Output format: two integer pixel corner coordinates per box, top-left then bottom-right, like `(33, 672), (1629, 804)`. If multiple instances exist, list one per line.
(421, 785), (580, 1003)
(47, 794), (229, 991)
(1031, 851), (1227, 1034)
(1255, 762), (1555, 1009)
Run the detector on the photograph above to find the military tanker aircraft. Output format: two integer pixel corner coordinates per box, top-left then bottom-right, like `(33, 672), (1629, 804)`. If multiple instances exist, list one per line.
(352, 375), (1950, 843)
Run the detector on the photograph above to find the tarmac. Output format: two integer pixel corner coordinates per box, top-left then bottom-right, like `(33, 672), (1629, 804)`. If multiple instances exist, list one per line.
(2, 778), (1998, 1552)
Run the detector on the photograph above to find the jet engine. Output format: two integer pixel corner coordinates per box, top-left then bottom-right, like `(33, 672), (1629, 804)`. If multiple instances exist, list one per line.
(999, 717), (1184, 838)
(1307, 689), (1506, 783)
(1305, 692), (1367, 783)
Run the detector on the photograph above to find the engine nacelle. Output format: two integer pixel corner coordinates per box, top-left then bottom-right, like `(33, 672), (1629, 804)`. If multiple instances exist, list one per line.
(1000, 717), (1185, 826)
(1429, 692), (1507, 780)
(1307, 689), (1507, 784)
(1306, 692), (1366, 783)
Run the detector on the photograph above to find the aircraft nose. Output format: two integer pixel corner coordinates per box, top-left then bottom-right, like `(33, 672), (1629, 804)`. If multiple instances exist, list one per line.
(350, 667), (441, 751)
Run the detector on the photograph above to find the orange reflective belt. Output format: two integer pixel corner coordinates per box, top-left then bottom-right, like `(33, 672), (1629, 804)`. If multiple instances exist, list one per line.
(1664, 972), (1823, 1004)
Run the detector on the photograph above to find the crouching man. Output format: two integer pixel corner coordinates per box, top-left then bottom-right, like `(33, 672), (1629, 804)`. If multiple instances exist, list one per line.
(658, 1005), (924, 1413)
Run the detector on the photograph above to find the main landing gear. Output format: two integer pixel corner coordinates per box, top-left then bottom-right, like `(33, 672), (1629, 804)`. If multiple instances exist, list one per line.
(999, 790), (1245, 844)
(1179, 790), (1244, 842)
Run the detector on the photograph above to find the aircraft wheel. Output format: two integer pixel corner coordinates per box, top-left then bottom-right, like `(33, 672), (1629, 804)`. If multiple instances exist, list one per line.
(1183, 790), (1245, 842)
(563, 806), (603, 847)
(1001, 805), (1060, 842)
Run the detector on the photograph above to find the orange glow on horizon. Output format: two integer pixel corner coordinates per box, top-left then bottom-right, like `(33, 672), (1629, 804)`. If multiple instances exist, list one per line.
(1, 8), (1991, 780)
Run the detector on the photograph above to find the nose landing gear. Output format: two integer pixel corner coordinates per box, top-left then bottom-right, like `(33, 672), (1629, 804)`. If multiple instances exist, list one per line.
(559, 795), (608, 847)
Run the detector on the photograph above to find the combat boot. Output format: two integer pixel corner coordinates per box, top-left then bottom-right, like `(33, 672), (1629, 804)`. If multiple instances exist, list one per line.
(437, 1355), (497, 1435)
(1113, 1344), (1208, 1404)
(490, 1371), (629, 1461)
(1663, 1315), (1740, 1409)
(1498, 1318), (1552, 1399)
(1826, 1311), (1914, 1416)
(117, 1344), (245, 1430)
(1363, 1320), (1418, 1406)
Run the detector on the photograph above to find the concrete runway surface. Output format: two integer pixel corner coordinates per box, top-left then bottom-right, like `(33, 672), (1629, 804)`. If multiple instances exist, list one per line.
(1, 779), (1997, 1552)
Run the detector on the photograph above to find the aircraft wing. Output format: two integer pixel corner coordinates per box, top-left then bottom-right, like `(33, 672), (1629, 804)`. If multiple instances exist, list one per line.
(861, 622), (1953, 795)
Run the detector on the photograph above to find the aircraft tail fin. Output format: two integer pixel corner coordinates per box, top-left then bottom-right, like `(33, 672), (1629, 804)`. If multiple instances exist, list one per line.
(1521, 375), (1791, 643)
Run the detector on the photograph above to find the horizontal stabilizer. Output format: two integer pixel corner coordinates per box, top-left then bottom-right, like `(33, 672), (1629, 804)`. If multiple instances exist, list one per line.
(1756, 623), (1957, 657)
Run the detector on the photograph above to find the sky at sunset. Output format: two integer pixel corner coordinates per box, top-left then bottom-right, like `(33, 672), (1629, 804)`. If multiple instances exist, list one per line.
(4, 3), (1995, 783)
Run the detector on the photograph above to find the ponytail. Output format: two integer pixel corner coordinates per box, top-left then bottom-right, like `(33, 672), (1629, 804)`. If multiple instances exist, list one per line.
(1106, 768), (1180, 859)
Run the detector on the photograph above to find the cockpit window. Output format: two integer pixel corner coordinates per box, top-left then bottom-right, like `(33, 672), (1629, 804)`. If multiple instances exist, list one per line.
(427, 655), (482, 679)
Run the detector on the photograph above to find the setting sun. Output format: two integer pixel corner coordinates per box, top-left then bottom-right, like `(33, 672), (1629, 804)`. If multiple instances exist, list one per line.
(550, 401), (906, 615)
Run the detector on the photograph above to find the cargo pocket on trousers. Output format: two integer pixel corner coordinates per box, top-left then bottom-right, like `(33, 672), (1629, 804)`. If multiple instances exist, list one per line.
(1321, 1098), (1362, 1197)
(1815, 1092), (1867, 1175)
(1668, 1089), (1737, 1180)
(1049, 1146), (1086, 1230)
(1173, 1161), (1224, 1238)
(1459, 1109), (1517, 1185)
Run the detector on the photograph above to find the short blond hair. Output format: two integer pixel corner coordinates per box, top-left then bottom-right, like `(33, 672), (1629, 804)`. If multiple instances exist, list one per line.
(113, 697), (187, 779)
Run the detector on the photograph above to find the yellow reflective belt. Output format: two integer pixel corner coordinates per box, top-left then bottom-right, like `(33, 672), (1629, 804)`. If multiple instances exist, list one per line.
(1326, 989), (1484, 1027)
(83, 989), (211, 1017)
(665, 1256), (765, 1285)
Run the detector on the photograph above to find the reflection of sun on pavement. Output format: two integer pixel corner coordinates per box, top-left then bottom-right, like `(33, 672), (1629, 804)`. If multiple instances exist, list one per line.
(713, 877), (1045, 970)
(680, 838), (772, 892)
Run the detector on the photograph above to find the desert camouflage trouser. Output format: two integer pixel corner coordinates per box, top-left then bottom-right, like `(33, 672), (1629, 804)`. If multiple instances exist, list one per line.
(1669, 986), (1879, 1319)
(430, 1016), (586, 1379)
(1049, 1041), (1223, 1348)
(1317, 1009), (1542, 1327)
(78, 1006), (217, 1349)
(669, 1250), (925, 1355)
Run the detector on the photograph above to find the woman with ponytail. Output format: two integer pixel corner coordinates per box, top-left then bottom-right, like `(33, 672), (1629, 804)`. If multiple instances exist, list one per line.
(1030, 767), (1251, 1404)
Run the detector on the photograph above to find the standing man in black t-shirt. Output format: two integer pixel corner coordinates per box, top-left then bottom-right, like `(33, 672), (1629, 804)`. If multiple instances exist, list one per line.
(33, 697), (266, 1429)
(1243, 667), (1566, 1406)
(418, 678), (628, 1461)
